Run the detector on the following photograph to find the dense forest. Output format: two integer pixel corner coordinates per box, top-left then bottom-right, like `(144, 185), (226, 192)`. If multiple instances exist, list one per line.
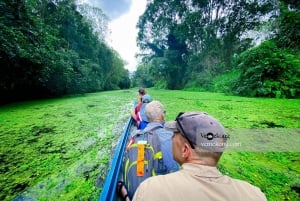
(0, 0), (130, 104)
(133, 0), (300, 98)
(0, 0), (299, 104)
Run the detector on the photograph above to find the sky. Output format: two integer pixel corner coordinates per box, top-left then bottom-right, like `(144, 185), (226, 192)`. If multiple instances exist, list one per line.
(80, 0), (147, 71)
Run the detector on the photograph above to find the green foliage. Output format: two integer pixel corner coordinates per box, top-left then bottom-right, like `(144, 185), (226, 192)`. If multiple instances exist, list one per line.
(153, 80), (167, 89)
(0, 0), (129, 104)
(184, 71), (213, 91)
(276, 2), (300, 49)
(231, 40), (300, 98)
(212, 70), (241, 94)
(132, 63), (155, 88)
(135, 0), (299, 100)
(136, 0), (276, 90)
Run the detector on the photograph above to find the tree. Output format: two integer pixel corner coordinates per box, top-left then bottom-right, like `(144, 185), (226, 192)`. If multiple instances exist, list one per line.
(137, 0), (189, 89)
(0, 0), (129, 104)
(77, 3), (109, 42)
(231, 40), (300, 98)
(132, 63), (155, 88)
(229, 1), (300, 98)
(137, 0), (276, 90)
(275, 1), (300, 49)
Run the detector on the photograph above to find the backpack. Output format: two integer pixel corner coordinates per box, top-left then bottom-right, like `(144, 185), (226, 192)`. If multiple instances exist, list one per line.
(123, 126), (167, 198)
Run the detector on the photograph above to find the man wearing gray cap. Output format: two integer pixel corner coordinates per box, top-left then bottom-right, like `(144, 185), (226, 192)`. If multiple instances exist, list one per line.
(132, 112), (267, 201)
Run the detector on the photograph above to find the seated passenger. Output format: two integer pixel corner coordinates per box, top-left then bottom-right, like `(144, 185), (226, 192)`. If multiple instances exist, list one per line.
(117, 101), (179, 201)
(131, 88), (147, 127)
(143, 101), (179, 172)
(136, 94), (152, 130)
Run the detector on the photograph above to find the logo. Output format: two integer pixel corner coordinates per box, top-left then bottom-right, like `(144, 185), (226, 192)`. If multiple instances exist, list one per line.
(201, 133), (230, 140)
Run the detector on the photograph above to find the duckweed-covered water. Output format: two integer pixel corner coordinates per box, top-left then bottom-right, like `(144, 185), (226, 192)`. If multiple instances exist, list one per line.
(0, 90), (135, 201)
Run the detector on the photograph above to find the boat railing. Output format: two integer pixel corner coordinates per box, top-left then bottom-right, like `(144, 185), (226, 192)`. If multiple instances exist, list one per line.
(99, 116), (133, 201)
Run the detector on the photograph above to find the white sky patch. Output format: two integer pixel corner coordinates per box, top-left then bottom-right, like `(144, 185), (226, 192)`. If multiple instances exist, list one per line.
(107, 0), (147, 71)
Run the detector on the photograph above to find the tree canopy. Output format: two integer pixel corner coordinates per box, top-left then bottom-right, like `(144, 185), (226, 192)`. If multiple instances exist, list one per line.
(0, 0), (130, 104)
(134, 0), (299, 98)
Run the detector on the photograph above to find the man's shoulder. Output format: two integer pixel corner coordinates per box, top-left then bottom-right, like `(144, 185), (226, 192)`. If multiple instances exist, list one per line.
(144, 123), (163, 131)
(154, 127), (173, 138)
(228, 176), (267, 199)
(156, 126), (172, 133)
(143, 123), (173, 138)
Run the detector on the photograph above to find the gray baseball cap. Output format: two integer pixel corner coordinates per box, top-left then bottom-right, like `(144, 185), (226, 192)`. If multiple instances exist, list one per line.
(165, 112), (227, 152)
(142, 94), (152, 103)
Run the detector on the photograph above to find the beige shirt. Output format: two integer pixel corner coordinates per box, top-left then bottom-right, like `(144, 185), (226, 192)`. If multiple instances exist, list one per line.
(132, 163), (267, 201)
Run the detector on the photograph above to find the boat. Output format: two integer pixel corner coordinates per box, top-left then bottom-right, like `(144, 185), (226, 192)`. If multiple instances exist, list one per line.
(99, 116), (134, 201)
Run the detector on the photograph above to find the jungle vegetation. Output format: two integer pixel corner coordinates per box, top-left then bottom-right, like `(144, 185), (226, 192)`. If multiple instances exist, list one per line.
(133, 0), (300, 98)
(0, 0), (130, 104)
(1, 0), (299, 105)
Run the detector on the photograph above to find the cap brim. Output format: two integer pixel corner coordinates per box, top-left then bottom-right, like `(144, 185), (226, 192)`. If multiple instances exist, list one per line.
(164, 121), (179, 132)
